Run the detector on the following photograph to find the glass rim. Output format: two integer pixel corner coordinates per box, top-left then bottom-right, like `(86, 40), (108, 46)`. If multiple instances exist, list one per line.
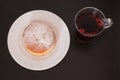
(74, 7), (106, 37)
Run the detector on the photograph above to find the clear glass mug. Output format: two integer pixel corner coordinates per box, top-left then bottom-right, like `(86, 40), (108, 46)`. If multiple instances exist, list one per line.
(75, 7), (113, 43)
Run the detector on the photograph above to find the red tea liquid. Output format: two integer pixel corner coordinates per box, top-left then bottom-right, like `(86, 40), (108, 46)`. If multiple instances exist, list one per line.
(75, 12), (104, 43)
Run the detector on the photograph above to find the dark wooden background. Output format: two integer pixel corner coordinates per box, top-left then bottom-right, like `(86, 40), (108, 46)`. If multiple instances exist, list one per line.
(0, 0), (120, 80)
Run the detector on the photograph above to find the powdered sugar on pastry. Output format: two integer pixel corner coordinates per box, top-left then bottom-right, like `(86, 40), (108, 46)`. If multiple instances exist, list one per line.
(22, 21), (56, 56)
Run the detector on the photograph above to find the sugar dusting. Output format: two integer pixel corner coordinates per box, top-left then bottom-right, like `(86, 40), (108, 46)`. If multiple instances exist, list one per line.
(22, 21), (56, 56)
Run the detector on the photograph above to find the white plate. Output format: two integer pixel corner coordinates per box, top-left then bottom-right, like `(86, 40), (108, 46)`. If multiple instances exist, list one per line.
(7, 10), (70, 71)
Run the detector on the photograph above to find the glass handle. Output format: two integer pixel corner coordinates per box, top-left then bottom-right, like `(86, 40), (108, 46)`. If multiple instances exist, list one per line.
(103, 18), (113, 29)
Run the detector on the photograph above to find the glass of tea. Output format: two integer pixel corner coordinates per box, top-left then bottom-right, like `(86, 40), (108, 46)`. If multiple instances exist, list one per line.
(75, 7), (113, 43)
